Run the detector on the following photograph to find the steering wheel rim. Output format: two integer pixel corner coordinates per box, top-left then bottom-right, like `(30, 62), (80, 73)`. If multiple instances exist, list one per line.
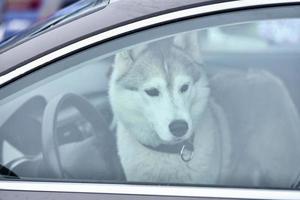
(42, 93), (110, 178)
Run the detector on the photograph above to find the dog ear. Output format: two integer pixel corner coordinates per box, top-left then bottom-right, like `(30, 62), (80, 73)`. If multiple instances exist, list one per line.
(113, 50), (133, 79)
(112, 43), (148, 79)
(173, 31), (203, 64)
(130, 43), (148, 60)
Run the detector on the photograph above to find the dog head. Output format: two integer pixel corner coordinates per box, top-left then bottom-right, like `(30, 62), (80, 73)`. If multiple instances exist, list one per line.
(109, 32), (210, 147)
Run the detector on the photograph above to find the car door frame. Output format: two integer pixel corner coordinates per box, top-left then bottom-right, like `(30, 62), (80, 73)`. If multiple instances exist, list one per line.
(1, 0), (300, 199)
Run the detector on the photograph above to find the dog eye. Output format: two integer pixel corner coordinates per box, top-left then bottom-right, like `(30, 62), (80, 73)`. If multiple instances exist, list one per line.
(145, 88), (160, 97)
(180, 84), (189, 93)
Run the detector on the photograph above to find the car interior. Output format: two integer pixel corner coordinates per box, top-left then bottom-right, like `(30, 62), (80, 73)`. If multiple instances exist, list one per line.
(0, 19), (300, 188)
(0, 57), (126, 181)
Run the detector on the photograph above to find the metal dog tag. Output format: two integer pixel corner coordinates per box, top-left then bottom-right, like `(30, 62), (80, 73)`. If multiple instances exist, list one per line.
(180, 142), (194, 162)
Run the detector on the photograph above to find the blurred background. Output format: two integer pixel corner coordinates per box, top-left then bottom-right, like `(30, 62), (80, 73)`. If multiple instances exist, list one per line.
(0, 0), (80, 42)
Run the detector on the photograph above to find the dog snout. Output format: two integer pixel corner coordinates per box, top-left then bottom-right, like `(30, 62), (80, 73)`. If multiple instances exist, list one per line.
(169, 120), (188, 137)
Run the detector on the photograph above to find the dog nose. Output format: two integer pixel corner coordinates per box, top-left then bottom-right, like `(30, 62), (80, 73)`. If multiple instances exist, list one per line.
(169, 120), (188, 137)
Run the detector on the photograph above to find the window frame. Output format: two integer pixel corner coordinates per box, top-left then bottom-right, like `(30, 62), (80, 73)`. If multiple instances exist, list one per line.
(1, 1), (300, 199)
(1, 0), (300, 87)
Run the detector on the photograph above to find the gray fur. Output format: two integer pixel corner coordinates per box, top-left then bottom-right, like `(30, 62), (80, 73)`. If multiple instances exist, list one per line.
(116, 44), (202, 91)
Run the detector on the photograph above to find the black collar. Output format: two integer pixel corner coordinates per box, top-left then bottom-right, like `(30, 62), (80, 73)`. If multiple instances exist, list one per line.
(142, 135), (195, 162)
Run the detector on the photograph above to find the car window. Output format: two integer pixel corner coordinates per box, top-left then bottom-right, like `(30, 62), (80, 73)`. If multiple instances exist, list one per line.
(0, 7), (300, 191)
(201, 19), (300, 52)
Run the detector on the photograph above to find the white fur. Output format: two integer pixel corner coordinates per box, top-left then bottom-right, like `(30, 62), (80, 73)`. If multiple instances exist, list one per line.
(115, 100), (229, 184)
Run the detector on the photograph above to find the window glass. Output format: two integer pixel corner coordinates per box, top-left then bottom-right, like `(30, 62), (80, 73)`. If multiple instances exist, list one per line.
(200, 19), (300, 52)
(1, 16), (300, 189)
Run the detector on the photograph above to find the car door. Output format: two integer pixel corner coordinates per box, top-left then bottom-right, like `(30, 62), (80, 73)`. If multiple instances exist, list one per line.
(1, 1), (300, 199)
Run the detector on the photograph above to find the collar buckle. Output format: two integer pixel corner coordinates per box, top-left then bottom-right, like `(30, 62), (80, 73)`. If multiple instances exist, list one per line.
(180, 142), (194, 162)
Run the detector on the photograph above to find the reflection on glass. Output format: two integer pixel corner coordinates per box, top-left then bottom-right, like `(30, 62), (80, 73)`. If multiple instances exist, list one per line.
(0, 18), (300, 189)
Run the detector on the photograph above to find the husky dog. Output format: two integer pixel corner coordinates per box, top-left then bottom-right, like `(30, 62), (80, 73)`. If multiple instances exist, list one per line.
(109, 33), (231, 184)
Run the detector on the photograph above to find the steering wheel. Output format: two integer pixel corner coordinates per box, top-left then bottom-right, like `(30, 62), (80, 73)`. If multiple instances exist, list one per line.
(41, 93), (112, 178)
